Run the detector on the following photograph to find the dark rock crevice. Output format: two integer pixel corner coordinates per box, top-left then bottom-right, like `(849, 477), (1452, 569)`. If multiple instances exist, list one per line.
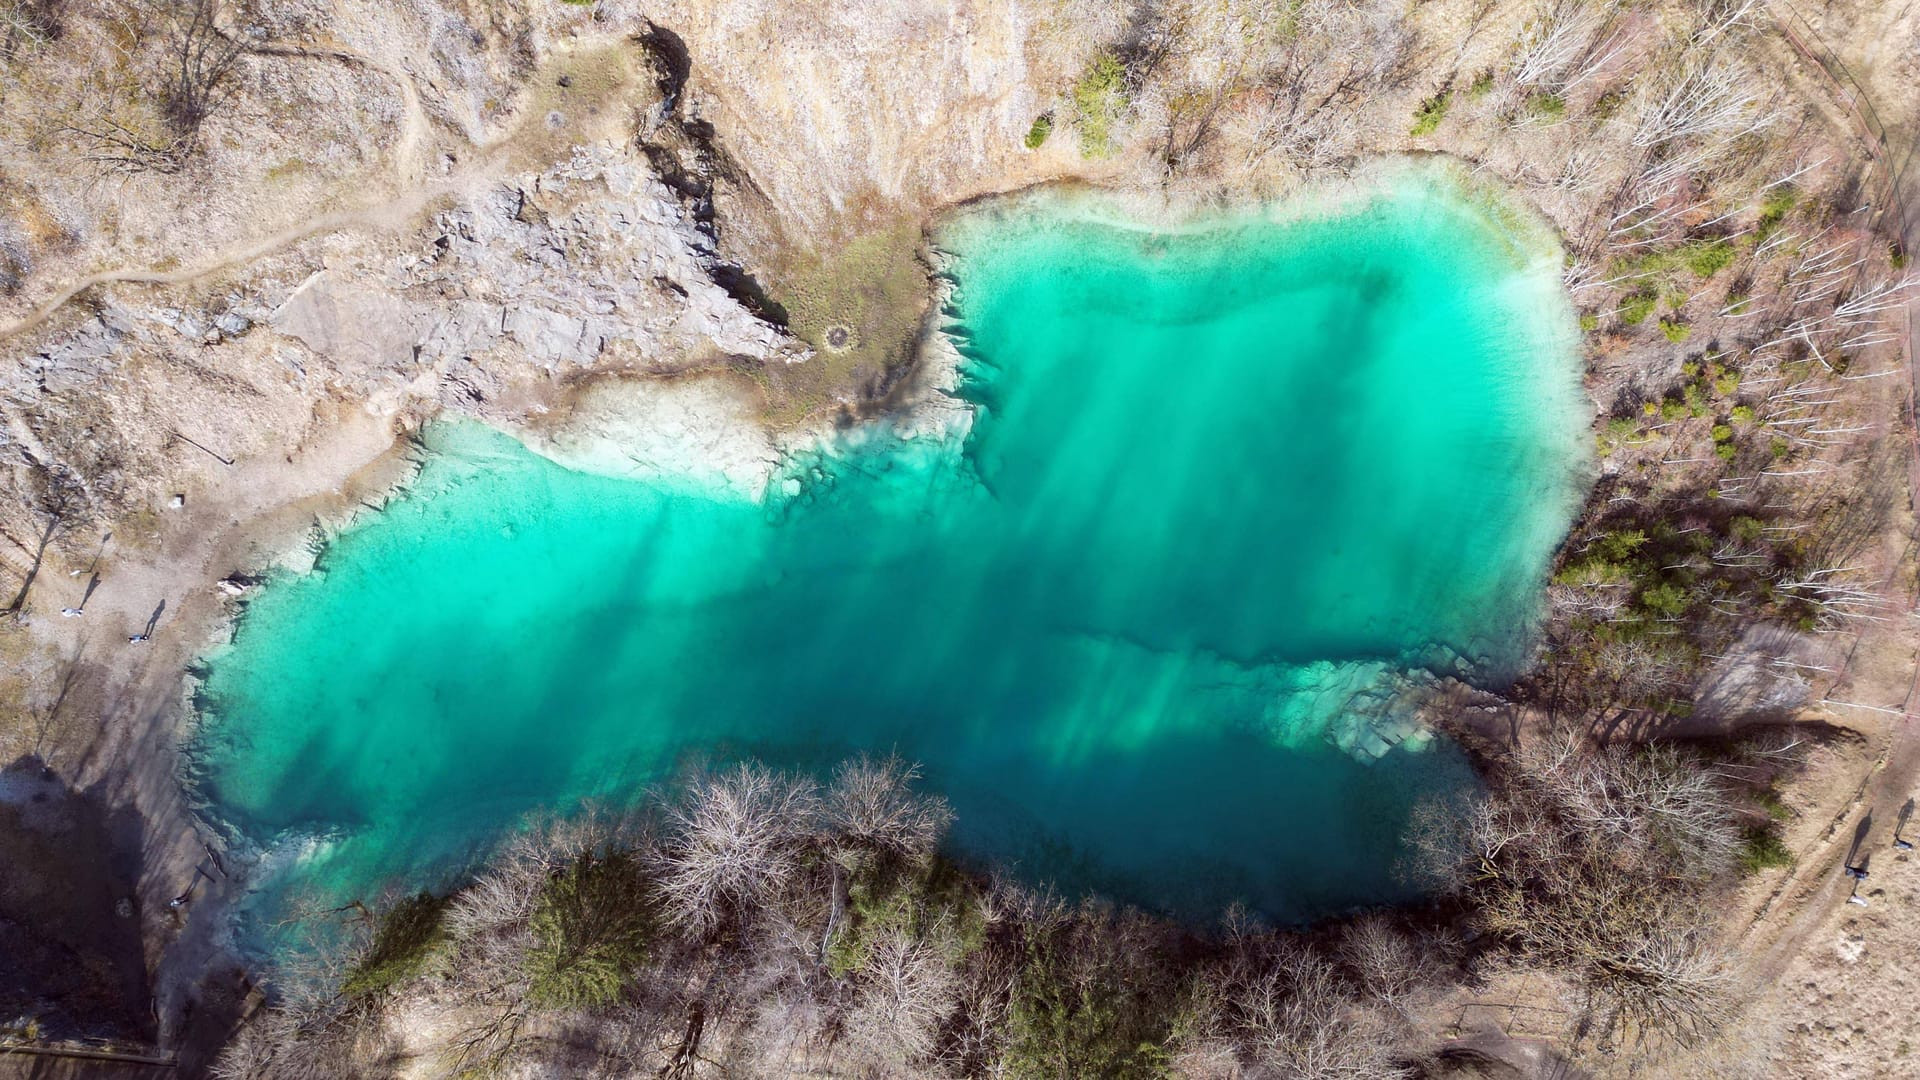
(633, 21), (788, 329)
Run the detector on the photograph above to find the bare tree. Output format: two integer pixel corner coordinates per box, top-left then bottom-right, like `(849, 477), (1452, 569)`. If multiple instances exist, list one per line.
(62, 0), (243, 173)
(1421, 733), (1745, 1051)
(1631, 53), (1775, 152)
(844, 923), (959, 1069)
(6, 456), (87, 616)
(0, 0), (59, 53)
(1510, 0), (1624, 95)
(161, 0), (242, 133)
(1181, 935), (1412, 1079)
(824, 754), (952, 862)
(656, 762), (819, 935)
(1133, 0), (1412, 182)
(1338, 915), (1430, 1014)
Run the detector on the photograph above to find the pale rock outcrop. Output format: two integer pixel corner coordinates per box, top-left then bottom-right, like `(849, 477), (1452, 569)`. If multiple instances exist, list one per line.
(519, 376), (783, 499)
(274, 272), (425, 369)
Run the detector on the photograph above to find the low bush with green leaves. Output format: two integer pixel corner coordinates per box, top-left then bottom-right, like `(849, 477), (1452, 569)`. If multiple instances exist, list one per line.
(1409, 89), (1451, 136)
(1072, 53), (1126, 158)
(1738, 827), (1793, 873)
(1023, 113), (1052, 150)
(1003, 912), (1176, 1080)
(1525, 92), (1566, 121)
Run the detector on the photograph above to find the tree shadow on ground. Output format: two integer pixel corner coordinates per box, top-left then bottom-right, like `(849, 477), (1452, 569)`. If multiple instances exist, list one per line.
(0, 755), (152, 1044)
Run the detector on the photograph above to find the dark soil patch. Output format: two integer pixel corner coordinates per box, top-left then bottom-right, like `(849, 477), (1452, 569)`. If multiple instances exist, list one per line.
(0, 756), (151, 1044)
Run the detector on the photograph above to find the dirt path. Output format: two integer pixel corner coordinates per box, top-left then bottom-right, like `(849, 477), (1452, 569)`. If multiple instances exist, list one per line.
(0, 189), (451, 345)
(1739, 709), (1919, 975)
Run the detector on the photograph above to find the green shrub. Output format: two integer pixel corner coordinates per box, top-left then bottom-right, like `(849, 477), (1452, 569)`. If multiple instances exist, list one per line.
(1684, 239), (1736, 278)
(524, 850), (656, 1010)
(1024, 113), (1053, 149)
(1730, 516), (1764, 543)
(342, 892), (451, 999)
(1595, 528), (1648, 562)
(1003, 931), (1173, 1080)
(826, 854), (985, 979)
(1579, 312), (1599, 332)
(1638, 582), (1690, 619)
(1598, 416), (1645, 455)
(1738, 827), (1794, 873)
(1730, 405), (1754, 424)
(827, 880), (911, 977)
(1714, 372), (1741, 397)
(1754, 790), (1793, 821)
(1525, 92), (1566, 120)
(1555, 557), (1630, 586)
(1711, 424), (1733, 443)
(1410, 90), (1452, 136)
(1073, 52), (1127, 158)
(1660, 318), (1692, 343)
(1468, 70), (1495, 98)
(1620, 291), (1658, 325)
(1758, 186), (1797, 230)
(1714, 442), (1737, 461)
(1683, 383), (1707, 416)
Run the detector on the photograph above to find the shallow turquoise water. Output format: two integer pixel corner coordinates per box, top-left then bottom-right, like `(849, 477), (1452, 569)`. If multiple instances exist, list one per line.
(192, 174), (1590, 930)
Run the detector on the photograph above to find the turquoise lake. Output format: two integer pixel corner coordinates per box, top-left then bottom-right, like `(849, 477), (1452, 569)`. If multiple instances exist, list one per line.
(191, 171), (1591, 930)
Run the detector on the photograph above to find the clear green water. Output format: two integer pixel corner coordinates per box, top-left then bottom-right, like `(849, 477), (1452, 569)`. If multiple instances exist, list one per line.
(191, 173), (1589, 932)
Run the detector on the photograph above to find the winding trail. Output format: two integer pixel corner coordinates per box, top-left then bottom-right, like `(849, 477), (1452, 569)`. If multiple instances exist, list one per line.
(0, 191), (449, 346)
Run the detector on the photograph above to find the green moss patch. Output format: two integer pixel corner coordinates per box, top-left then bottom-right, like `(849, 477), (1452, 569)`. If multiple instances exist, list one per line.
(1072, 52), (1126, 158)
(755, 222), (931, 425)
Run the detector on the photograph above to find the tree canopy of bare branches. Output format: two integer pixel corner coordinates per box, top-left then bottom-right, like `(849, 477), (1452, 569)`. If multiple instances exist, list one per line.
(1416, 734), (1744, 1051)
(656, 762), (819, 935)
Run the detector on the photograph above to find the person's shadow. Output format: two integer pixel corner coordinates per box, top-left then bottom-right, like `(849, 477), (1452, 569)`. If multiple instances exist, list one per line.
(1846, 811), (1874, 868)
(142, 599), (166, 638)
